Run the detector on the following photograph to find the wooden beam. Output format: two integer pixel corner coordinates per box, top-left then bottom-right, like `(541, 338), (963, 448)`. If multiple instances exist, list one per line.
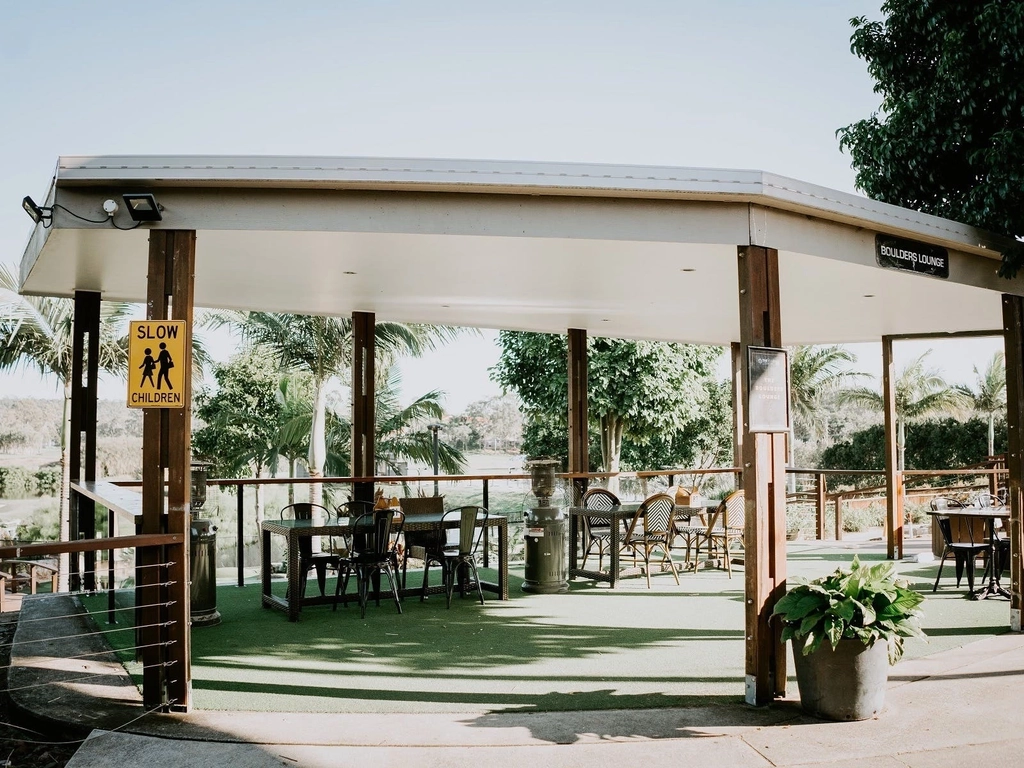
(568, 328), (589, 504)
(882, 335), (903, 560)
(0, 534), (184, 559)
(140, 231), (194, 712)
(737, 244), (787, 706)
(1001, 295), (1024, 631)
(815, 473), (826, 541)
(351, 311), (376, 504)
(70, 291), (100, 592)
(882, 329), (1003, 342)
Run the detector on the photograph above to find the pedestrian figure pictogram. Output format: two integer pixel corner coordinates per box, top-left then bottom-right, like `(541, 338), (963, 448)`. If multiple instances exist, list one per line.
(139, 348), (156, 389)
(156, 342), (174, 390)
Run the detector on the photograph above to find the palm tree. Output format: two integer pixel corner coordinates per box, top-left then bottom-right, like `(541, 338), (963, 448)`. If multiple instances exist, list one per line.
(789, 345), (860, 442)
(839, 351), (969, 469)
(0, 266), (132, 589)
(957, 352), (1006, 458)
(279, 370), (466, 484)
(214, 312), (465, 505)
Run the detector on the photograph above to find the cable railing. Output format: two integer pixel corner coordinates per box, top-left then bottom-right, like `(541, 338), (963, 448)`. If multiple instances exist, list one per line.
(0, 531), (186, 713)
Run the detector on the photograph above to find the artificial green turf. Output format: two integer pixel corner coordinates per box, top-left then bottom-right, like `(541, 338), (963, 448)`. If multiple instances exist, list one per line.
(79, 542), (1012, 715)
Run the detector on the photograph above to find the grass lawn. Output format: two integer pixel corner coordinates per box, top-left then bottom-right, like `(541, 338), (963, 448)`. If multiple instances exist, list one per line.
(81, 538), (1012, 715)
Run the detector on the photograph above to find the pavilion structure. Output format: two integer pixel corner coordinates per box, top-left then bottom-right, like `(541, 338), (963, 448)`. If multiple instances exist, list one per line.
(16, 155), (1023, 711)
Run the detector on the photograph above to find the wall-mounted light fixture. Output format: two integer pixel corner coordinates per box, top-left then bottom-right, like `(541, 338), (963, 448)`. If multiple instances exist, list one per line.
(22, 196), (49, 224)
(122, 193), (163, 222)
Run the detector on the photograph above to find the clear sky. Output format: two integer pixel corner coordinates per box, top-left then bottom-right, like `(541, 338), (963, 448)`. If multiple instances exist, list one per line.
(0, 1), (1004, 410)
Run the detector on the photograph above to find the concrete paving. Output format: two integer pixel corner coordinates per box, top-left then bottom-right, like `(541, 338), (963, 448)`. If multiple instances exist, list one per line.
(8, 590), (1024, 767)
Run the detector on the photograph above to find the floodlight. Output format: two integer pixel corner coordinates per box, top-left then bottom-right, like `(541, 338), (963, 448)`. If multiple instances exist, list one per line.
(122, 193), (163, 222)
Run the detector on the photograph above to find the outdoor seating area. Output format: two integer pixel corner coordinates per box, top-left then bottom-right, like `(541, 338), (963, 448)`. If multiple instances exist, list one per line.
(569, 490), (744, 588)
(928, 492), (1012, 600)
(81, 535), (1012, 716)
(261, 499), (508, 621)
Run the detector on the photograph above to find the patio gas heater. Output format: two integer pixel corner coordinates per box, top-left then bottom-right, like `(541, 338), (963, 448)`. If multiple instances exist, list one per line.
(522, 458), (569, 594)
(189, 462), (221, 627)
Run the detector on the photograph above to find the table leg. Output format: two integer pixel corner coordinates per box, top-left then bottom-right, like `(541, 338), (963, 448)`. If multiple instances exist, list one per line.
(261, 528), (271, 606)
(288, 531), (301, 621)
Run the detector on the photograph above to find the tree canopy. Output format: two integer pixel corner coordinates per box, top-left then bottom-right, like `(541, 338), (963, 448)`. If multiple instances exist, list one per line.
(837, 1), (1024, 274)
(490, 332), (723, 488)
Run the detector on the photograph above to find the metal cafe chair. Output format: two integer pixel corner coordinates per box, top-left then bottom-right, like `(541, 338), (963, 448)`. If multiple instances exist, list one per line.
(931, 497), (988, 593)
(334, 509), (405, 618)
(439, 505), (490, 607)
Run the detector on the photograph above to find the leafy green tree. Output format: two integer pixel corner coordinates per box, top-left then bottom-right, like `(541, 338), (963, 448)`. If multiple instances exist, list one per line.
(837, 1), (1024, 275)
(491, 332), (722, 493)
(0, 265), (133, 589)
(838, 351), (968, 470)
(820, 417), (1006, 488)
(212, 311), (464, 505)
(193, 351), (283, 526)
(956, 352), (1006, 457)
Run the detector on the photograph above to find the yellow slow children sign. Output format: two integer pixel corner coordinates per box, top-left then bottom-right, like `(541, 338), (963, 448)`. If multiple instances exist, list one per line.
(127, 321), (186, 408)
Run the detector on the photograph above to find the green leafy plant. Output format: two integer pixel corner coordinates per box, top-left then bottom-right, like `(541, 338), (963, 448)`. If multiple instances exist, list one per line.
(772, 556), (925, 664)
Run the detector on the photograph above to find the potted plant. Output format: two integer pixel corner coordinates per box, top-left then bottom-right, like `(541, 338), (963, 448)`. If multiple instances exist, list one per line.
(772, 555), (925, 721)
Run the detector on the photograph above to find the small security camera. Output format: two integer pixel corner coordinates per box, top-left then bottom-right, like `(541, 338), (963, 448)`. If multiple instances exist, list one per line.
(102, 199), (119, 217)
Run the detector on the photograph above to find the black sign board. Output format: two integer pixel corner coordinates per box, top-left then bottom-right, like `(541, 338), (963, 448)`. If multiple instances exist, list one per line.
(747, 346), (791, 433)
(875, 234), (949, 279)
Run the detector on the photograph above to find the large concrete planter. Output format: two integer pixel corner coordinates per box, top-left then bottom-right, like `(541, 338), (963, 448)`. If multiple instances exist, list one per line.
(792, 638), (889, 720)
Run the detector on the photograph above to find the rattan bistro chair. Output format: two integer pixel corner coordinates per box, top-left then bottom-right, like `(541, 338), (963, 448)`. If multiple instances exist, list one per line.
(580, 488), (620, 571)
(695, 491), (745, 578)
(621, 493), (680, 588)
(279, 503), (339, 598)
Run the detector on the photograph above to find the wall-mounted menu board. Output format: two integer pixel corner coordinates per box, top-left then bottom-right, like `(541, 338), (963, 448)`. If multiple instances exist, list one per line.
(747, 346), (790, 433)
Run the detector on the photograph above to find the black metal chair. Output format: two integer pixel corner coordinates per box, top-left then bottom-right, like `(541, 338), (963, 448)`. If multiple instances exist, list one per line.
(440, 505), (489, 607)
(931, 498), (988, 593)
(334, 509), (405, 618)
(279, 502), (338, 598)
(621, 493), (680, 588)
(580, 488), (620, 570)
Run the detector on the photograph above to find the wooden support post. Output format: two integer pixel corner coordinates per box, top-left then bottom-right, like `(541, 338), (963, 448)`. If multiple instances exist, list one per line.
(737, 245), (787, 706)
(568, 329), (589, 505)
(815, 473), (826, 541)
(1001, 295), (1024, 631)
(70, 291), (100, 592)
(351, 312), (376, 505)
(835, 496), (844, 541)
(882, 335), (903, 560)
(140, 230), (194, 712)
(732, 342), (744, 490)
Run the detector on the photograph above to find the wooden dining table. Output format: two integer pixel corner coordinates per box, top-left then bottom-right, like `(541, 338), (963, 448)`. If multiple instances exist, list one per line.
(262, 512), (509, 621)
